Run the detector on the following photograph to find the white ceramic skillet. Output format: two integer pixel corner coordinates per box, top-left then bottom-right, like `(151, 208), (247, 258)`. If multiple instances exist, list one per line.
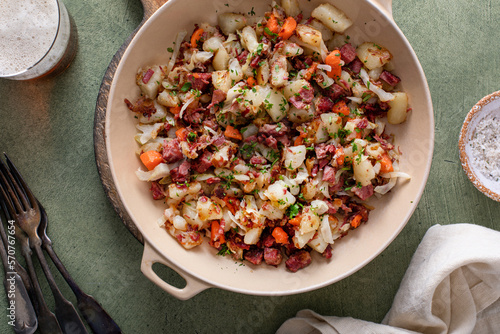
(96, 0), (434, 300)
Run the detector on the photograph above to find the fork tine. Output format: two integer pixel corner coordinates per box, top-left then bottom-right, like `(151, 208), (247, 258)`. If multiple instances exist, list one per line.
(0, 165), (21, 217)
(4, 154), (39, 211)
(0, 157), (32, 214)
(0, 183), (15, 221)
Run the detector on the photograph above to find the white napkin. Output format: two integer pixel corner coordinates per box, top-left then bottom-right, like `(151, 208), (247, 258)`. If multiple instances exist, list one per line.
(277, 224), (500, 334)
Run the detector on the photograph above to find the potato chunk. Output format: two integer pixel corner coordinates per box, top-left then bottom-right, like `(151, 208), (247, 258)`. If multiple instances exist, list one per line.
(311, 3), (353, 33)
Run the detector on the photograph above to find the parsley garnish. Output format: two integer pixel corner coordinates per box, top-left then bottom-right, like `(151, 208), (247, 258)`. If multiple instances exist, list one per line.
(180, 82), (192, 92)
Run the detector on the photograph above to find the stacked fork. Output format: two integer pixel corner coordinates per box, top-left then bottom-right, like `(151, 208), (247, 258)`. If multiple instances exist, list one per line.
(0, 154), (122, 334)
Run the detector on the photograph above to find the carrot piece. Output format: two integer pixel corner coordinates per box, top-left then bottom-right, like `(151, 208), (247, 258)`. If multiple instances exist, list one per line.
(335, 146), (345, 166)
(332, 100), (350, 117)
(288, 214), (301, 226)
(379, 153), (394, 174)
(140, 150), (163, 171)
(350, 214), (363, 228)
(272, 227), (289, 244)
(223, 196), (240, 215)
(224, 125), (243, 140)
(190, 28), (204, 48)
(278, 16), (297, 40)
(265, 14), (280, 37)
(324, 50), (342, 78)
(169, 106), (181, 114)
(302, 62), (318, 81)
(176, 127), (188, 141)
(247, 76), (257, 87)
(211, 221), (225, 246)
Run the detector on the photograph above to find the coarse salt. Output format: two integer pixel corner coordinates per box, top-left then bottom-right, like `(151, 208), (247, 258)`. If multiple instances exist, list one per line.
(468, 114), (500, 182)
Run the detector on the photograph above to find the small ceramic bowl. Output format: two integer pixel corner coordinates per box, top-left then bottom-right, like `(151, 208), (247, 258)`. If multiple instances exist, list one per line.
(459, 91), (500, 202)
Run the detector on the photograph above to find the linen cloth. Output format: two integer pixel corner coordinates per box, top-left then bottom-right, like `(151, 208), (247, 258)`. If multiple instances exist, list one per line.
(277, 224), (500, 334)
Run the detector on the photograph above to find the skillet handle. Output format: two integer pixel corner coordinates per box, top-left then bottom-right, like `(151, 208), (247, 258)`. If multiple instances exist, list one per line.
(141, 241), (211, 300)
(371, 0), (393, 19)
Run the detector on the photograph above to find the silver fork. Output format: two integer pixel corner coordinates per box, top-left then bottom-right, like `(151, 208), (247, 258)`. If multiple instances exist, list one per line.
(0, 203), (37, 334)
(0, 158), (88, 334)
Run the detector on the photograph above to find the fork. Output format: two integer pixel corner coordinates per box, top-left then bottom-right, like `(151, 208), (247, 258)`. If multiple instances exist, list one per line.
(37, 203), (123, 334)
(4, 154), (123, 334)
(0, 159), (88, 334)
(0, 204), (37, 334)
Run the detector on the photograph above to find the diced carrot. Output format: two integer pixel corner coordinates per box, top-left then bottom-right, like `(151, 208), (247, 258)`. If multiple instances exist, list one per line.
(140, 150), (163, 171)
(211, 221), (225, 246)
(379, 153), (394, 174)
(272, 227), (289, 244)
(335, 146), (345, 166)
(302, 62), (318, 81)
(247, 76), (257, 87)
(288, 214), (301, 226)
(224, 125), (243, 140)
(350, 214), (362, 228)
(223, 196), (240, 215)
(265, 14), (280, 37)
(332, 100), (350, 117)
(176, 127), (188, 141)
(324, 50), (342, 78)
(278, 16), (297, 40)
(190, 28), (204, 48)
(169, 106), (181, 114)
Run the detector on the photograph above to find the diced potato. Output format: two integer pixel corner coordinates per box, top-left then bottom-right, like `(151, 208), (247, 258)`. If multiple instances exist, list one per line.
(182, 201), (209, 230)
(218, 13), (247, 35)
(138, 100), (167, 124)
(244, 228), (263, 245)
(310, 200), (329, 215)
(308, 234), (329, 253)
(197, 196), (223, 221)
(366, 143), (385, 158)
(157, 90), (179, 108)
(281, 0), (301, 17)
(256, 60), (270, 85)
(311, 3), (353, 34)
(284, 145), (307, 170)
(283, 79), (311, 100)
(387, 92), (408, 124)
(265, 180), (296, 209)
(299, 208), (321, 234)
(315, 120), (330, 144)
(288, 107), (314, 123)
(137, 65), (164, 99)
(240, 26), (259, 54)
(168, 182), (202, 201)
(295, 24), (323, 48)
(212, 70), (231, 92)
(213, 47), (230, 70)
(356, 42), (392, 70)
(261, 85), (289, 122)
(277, 41), (304, 58)
(293, 229), (315, 249)
(308, 19), (333, 42)
(270, 55), (289, 87)
(172, 216), (188, 231)
(203, 36), (224, 52)
(353, 156), (376, 186)
(320, 113), (342, 137)
(228, 58), (243, 82)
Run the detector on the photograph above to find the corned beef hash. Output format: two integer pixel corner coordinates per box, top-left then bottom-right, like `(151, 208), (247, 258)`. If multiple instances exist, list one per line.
(125, 0), (411, 272)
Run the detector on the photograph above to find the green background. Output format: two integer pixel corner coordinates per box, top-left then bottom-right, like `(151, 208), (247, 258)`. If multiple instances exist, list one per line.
(1, 0), (500, 333)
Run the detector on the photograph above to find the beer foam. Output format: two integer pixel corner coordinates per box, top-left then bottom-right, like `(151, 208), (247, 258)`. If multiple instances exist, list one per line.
(0, 0), (59, 76)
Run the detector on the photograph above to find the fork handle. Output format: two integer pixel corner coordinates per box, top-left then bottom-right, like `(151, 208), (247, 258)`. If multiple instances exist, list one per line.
(20, 245), (63, 334)
(33, 245), (89, 334)
(42, 242), (123, 334)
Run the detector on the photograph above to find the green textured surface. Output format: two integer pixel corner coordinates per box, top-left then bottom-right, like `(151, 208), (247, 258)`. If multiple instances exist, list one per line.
(1, 0), (500, 333)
